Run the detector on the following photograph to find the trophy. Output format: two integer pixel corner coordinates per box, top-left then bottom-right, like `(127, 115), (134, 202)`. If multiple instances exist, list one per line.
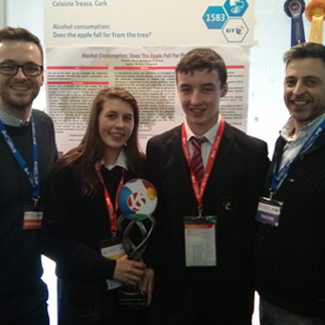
(117, 178), (157, 309)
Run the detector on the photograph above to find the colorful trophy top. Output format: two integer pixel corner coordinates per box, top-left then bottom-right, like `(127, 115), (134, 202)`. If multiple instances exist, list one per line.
(305, 0), (325, 43)
(118, 178), (157, 221)
(284, 0), (306, 46)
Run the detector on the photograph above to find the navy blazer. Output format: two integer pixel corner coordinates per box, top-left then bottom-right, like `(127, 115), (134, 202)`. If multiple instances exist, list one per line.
(146, 121), (269, 324)
(255, 128), (325, 318)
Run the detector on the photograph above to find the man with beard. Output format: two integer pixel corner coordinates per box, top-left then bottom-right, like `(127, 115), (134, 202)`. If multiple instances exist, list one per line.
(0, 27), (57, 324)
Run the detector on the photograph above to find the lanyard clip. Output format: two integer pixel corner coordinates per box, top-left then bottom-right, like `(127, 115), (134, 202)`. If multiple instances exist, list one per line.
(32, 196), (39, 208)
(111, 231), (118, 240)
(268, 189), (274, 201)
(198, 207), (203, 219)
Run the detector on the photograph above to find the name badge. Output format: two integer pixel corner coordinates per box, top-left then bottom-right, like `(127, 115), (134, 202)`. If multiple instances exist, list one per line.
(23, 206), (43, 229)
(256, 197), (283, 227)
(100, 237), (125, 290)
(184, 216), (217, 267)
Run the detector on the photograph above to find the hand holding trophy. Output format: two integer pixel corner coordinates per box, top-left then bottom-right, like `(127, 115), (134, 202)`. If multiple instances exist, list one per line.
(117, 178), (157, 309)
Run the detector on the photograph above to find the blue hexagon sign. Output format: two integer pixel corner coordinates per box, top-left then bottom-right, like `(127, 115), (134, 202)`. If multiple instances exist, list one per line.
(222, 18), (248, 43)
(224, 0), (248, 17)
(202, 6), (228, 30)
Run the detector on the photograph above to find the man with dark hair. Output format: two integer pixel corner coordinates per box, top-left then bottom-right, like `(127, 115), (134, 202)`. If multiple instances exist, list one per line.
(146, 48), (269, 324)
(255, 42), (325, 324)
(0, 26), (57, 324)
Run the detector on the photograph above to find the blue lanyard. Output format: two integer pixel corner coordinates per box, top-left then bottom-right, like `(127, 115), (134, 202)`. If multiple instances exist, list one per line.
(0, 115), (40, 201)
(271, 118), (325, 192)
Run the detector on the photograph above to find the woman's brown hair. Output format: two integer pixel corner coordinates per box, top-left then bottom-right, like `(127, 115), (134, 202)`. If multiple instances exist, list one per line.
(54, 87), (145, 195)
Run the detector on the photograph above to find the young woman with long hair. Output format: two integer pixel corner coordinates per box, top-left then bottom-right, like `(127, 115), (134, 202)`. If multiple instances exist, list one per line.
(41, 87), (153, 325)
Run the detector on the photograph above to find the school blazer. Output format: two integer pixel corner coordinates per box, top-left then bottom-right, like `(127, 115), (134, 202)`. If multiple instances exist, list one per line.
(146, 121), (269, 321)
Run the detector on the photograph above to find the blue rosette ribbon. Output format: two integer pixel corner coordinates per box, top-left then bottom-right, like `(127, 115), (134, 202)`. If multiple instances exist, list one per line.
(284, 0), (306, 46)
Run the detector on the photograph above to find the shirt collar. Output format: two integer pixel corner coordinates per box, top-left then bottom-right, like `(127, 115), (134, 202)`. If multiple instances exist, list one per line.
(101, 148), (128, 171)
(281, 112), (325, 143)
(184, 118), (220, 145)
(0, 108), (30, 127)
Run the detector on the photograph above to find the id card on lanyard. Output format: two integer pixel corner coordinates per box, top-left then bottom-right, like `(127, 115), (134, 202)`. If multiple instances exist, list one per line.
(181, 116), (224, 267)
(256, 196), (283, 227)
(184, 215), (217, 266)
(0, 115), (42, 229)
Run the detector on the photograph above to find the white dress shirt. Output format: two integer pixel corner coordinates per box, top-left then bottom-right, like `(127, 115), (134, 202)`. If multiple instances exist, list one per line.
(184, 118), (221, 169)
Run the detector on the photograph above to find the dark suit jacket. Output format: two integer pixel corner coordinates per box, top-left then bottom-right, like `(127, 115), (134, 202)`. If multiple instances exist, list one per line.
(146, 121), (269, 324)
(255, 129), (325, 318)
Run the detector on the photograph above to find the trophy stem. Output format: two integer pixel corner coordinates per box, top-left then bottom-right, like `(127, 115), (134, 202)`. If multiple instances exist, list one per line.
(122, 215), (156, 261)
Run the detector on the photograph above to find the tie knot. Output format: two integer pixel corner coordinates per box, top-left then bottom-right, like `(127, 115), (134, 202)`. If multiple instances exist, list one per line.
(191, 136), (207, 151)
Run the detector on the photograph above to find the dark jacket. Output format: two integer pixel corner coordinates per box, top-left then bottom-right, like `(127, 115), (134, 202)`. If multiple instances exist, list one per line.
(0, 110), (58, 322)
(41, 162), (145, 281)
(41, 160), (148, 324)
(255, 129), (325, 318)
(146, 122), (269, 324)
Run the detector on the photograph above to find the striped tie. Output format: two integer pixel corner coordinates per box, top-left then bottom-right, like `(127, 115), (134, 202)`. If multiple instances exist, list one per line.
(191, 137), (206, 186)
